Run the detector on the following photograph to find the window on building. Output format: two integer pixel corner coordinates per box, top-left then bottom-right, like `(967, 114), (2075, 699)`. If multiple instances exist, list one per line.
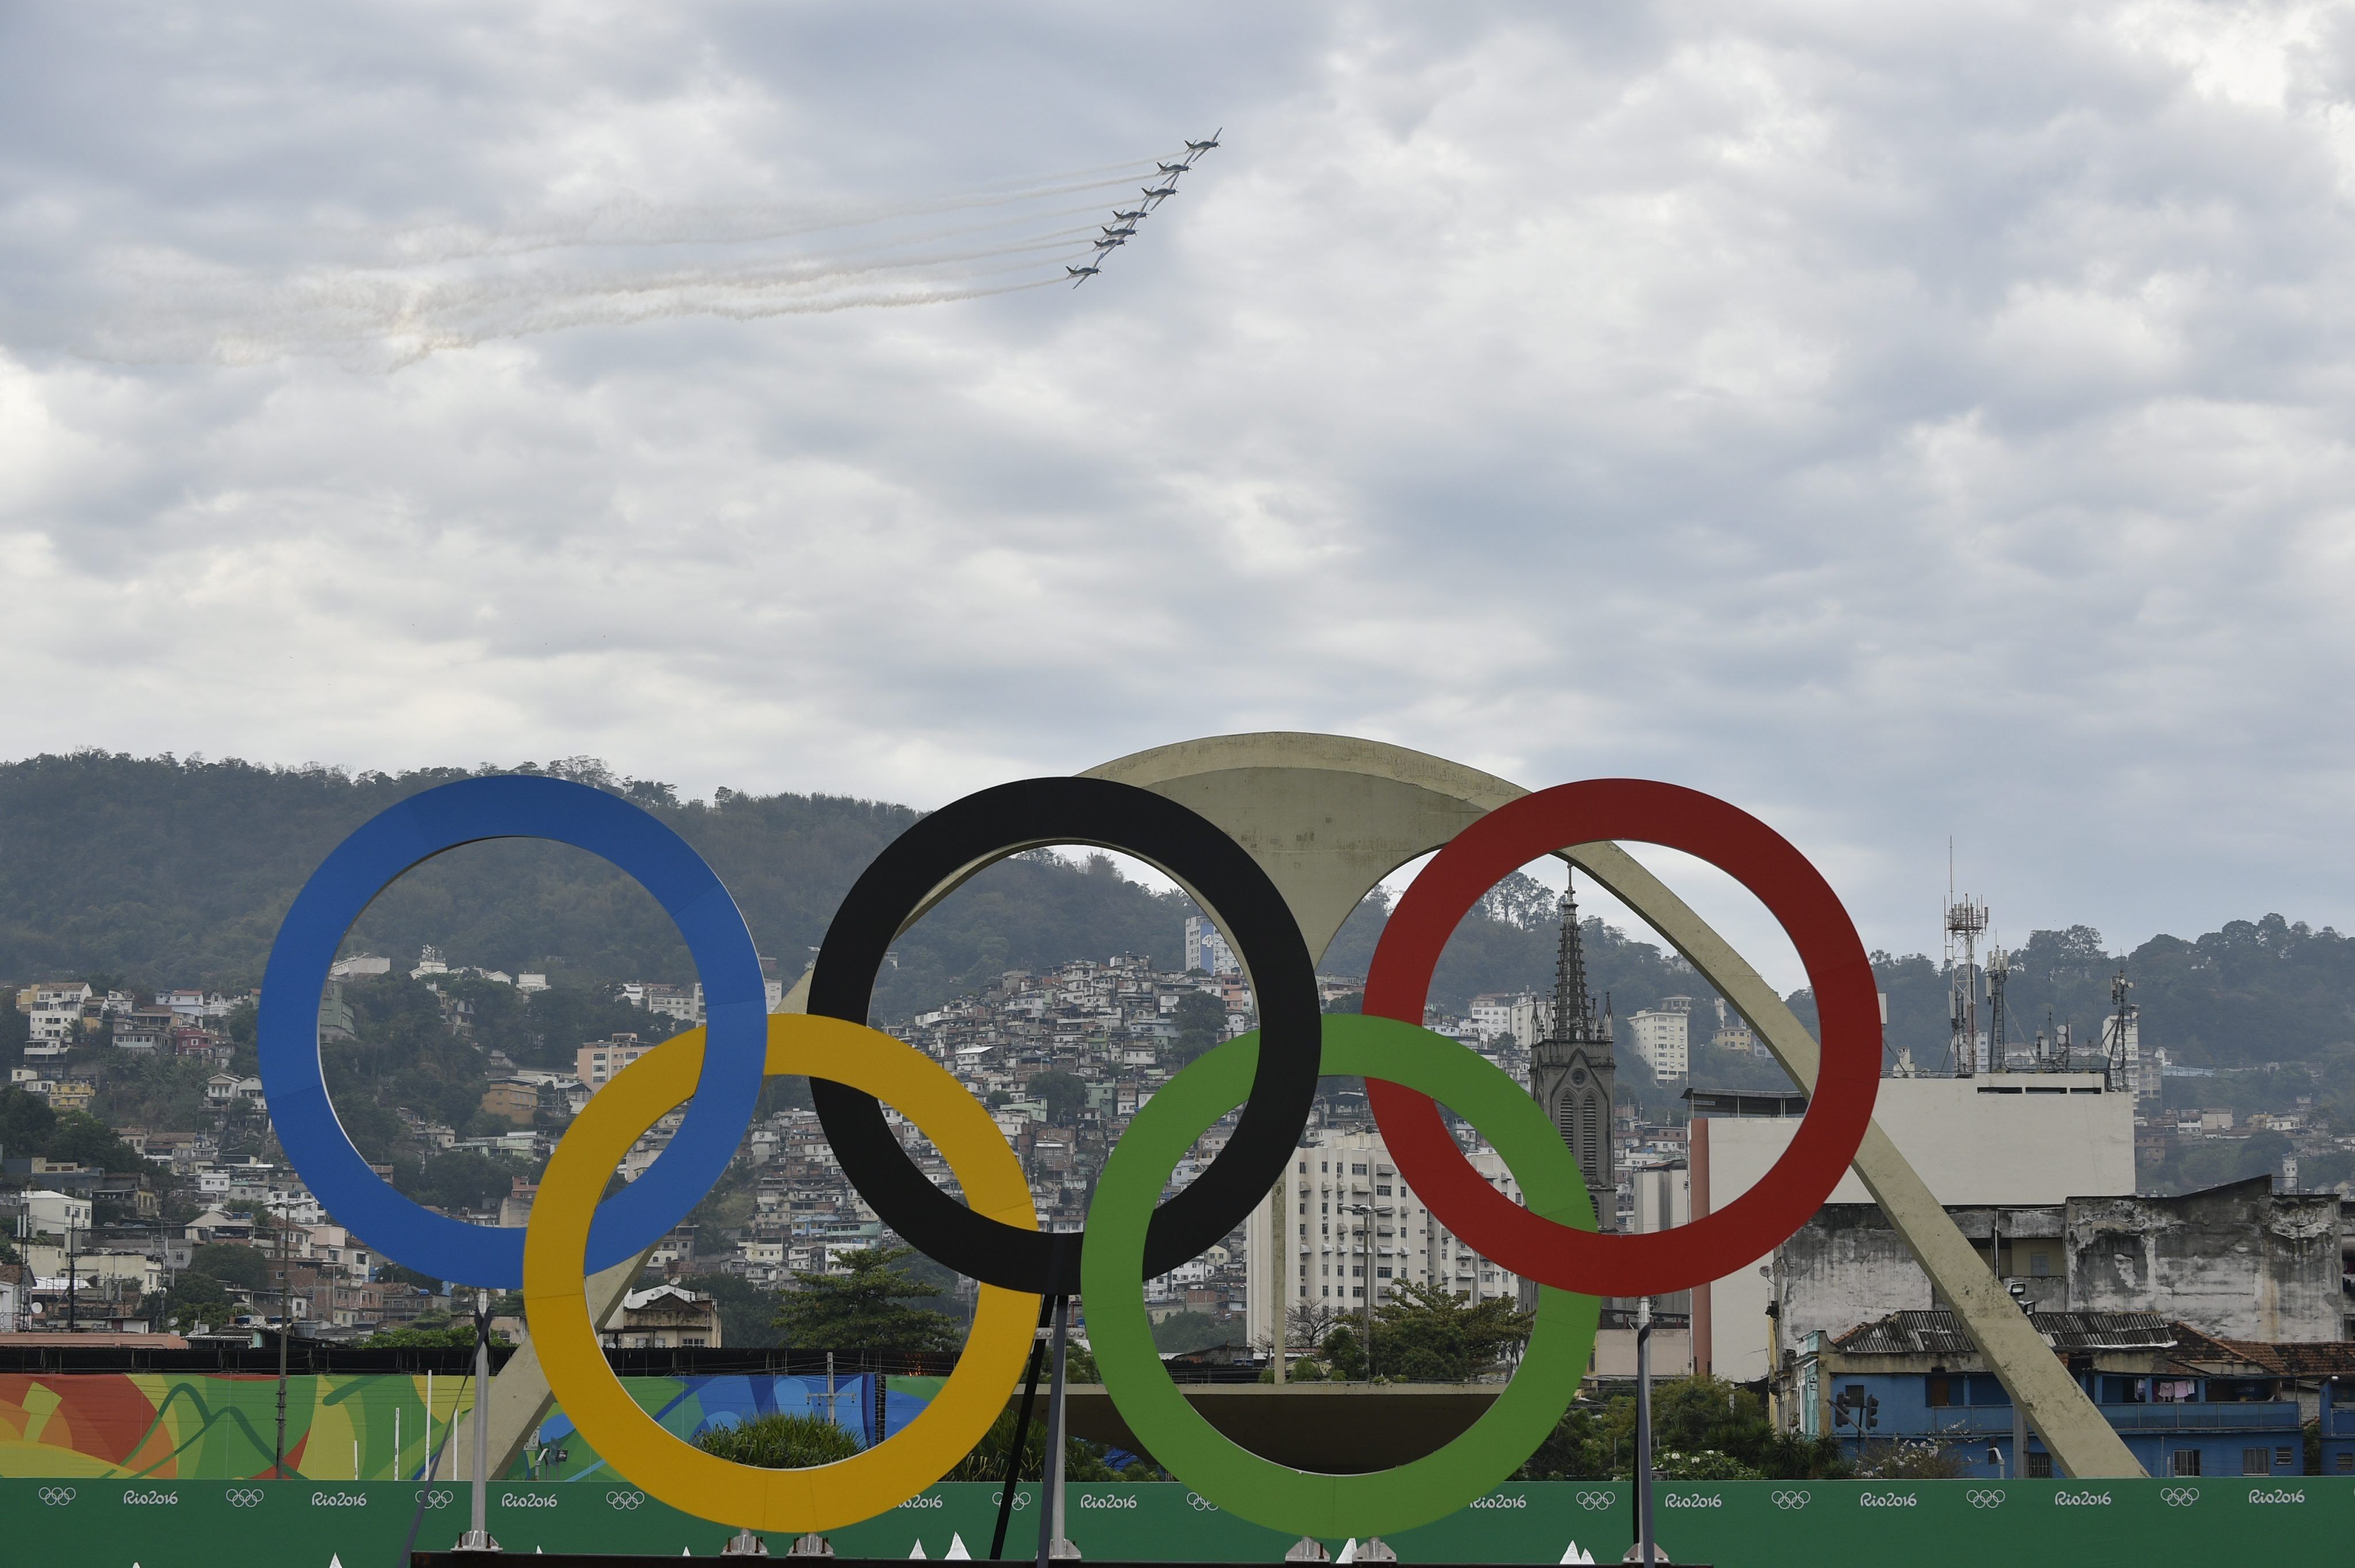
(1352, 1286), (1363, 1298)
(1926, 1376), (1951, 1408)
(1322, 1286), (1330, 1297)
(2029, 1251), (2051, 1276)
(1377, 1266), (1393, 1279)
(2336, 1454), (2353, 1474)
(2276, 1447), (2295, 1469)
(683, 1336), (706, 1348)
(2026, 1454), (2053, 1478)
(2170, 1451), (2200, 1477)
(1298, 1160), (1309, 1173)
(1351, 1163), (1368, 1175)
(1376, 1184), (1393, 1197)
(2241, 1448), (2272, 1475)
(1965, 1374), (2009, 1406)
(1351, 1265), (1363, 1278)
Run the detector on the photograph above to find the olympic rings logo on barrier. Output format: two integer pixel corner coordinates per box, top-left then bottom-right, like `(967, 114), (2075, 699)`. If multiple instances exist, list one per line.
(1184, 1493), (1218, 1512)
(423, 1489), (455, 1509)
(2160, 1488), (2200, 1506)
(1966, 1490), (2005, 1509)
(1770, 1490), (1810, 1511)
(224, 1487), (265, 1508)
(606, 1491), (646, 1510)
(37, 1486), (76, 1506)
(258, 770), (1881, 1540)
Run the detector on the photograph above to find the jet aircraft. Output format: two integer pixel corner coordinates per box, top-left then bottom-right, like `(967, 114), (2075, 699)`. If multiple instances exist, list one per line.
(1092, 235), (1127, 250)
(1141, 184), (1179, 200)
(1065, 264), (1100, 285)
(1111, 209), (1148, 222)
(1184, 130), (1222, 154)
(1157, 161), (1192, 175)
(1101, 224), (1137, 238)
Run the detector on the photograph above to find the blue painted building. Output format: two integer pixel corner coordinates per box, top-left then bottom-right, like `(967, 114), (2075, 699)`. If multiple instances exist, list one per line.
(1790, 1310), (2353, 1479)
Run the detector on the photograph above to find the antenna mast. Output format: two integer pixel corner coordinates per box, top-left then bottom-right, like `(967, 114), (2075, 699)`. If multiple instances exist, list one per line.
(1943, 844), (1988, 1078)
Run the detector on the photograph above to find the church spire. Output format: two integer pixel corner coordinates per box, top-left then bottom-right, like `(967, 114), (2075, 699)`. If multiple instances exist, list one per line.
(1551, 873), (1601, 1046)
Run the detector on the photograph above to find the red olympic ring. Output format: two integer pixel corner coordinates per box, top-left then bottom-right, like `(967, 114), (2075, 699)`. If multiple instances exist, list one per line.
(1363, 779), (1880, 1298)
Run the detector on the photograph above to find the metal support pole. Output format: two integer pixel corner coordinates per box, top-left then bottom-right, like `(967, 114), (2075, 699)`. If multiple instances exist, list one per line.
(1271, 1167), (1286, 1387)
(456, 1289), (500, 1551)
(1635, 1297), (1656, 1566)
(1034, 1295), (1075, 1564)
(273, 1210), (290, 1479)
(991, 1298), (1053, 1559)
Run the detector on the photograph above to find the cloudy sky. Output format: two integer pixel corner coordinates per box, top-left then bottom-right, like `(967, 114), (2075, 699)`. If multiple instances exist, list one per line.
(5, 1), (2354, 980)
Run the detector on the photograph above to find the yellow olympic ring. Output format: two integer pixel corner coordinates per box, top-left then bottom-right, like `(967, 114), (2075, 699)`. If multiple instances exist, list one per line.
(524, 1015), (1042, 1532)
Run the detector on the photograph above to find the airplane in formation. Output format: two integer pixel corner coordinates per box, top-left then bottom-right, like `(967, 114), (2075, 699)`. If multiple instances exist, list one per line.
(1073, 135), (1217, 286)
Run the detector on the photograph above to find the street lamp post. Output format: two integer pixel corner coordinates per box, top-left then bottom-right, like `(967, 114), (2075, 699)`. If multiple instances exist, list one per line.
(1343, 1202), (1374, 1378)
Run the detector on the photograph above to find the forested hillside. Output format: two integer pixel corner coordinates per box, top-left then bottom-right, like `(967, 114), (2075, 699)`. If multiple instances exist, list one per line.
(7, 751), (2355, 1084)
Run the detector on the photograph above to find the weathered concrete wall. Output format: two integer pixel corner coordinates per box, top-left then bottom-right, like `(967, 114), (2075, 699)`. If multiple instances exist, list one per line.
(2065, 1178), (2342, 1341)
(1777, 1204), (1935, 1356)
(1775, 1179), (2346, 1356)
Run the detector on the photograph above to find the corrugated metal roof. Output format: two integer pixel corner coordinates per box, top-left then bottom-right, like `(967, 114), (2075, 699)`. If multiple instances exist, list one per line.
(1829, 1309), (2177, 1355)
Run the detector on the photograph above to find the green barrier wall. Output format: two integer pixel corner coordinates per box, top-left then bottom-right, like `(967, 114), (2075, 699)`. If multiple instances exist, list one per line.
(5, 1477), (2349, 1566)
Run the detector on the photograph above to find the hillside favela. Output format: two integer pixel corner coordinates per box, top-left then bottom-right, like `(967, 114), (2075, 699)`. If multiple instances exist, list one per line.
(0, 750), (2349, 1568)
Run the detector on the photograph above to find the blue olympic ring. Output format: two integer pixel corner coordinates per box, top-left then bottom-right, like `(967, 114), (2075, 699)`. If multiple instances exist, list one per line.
(258, 775), (766, 1286)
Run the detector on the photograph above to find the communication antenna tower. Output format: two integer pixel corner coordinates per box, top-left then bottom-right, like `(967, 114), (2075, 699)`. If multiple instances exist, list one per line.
(1943, 842), (1988, 1078)
(2105, 971), (2133, 1094)
(1985, 944), (2011, 1074)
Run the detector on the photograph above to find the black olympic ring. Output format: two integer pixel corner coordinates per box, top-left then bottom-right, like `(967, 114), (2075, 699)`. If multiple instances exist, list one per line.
(807, 776), (1320, 1294)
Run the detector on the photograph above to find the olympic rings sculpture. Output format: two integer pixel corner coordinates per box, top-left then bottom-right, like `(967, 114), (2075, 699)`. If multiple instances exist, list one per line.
(258, 768), (1881, 1539)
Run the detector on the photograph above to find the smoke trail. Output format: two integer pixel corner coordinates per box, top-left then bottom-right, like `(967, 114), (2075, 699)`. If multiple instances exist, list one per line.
(75, 155), (1158, 370)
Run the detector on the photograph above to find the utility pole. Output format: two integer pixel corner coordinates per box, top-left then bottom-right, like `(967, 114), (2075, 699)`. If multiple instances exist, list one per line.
(455, 1288), (499, 1551)
(1270, 1163), (1286, 1386)
(273, 1205), (292, 1479)
(1344, 1202), (1374, 1377)
(1034, 1294), (1075, 1564)
(1633, 1297), (1657, 1566)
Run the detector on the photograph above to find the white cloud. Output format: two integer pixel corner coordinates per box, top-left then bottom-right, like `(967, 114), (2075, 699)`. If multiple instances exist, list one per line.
(5, 1), (2355, 982)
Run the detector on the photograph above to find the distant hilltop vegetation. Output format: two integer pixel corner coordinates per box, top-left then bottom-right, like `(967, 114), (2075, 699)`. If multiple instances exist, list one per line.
(2, 752), (2354, 1078)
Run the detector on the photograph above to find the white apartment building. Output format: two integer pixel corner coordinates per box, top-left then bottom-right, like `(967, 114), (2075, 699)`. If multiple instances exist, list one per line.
(1184, 915), (1239, 976)
(1244, 1128), (1531, 1348)
(1626, 995), (1692, 1080)
(1469, 992), (1540, 1049)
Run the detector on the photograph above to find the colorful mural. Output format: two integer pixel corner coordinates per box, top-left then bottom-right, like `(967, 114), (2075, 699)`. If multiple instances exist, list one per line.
(0, 1373), (942, 1481)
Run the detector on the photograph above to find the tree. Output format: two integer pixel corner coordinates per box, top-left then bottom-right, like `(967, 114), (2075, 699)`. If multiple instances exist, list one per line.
(943, 1400), (1142, 1482)
(189, 1242), (271, 1291)
(1150, 1310), (1241, 1355)
(1321, 1324), (1367, 1381)
(771, 1245), (959, 1351)
(681, 1272), (784, 1348)
(1519, 1377), (1852, 1481)
(1171, 990), (1228, 1064)
(1367, 1281), (1531, 1382)
(698, 1412), (864, 1467)
(1029, 1069), (1087, 1127)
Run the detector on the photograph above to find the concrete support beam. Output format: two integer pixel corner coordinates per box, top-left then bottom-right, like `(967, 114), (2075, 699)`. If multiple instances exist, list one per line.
(1086, 731), (2146, 1479)
(446, 1244), (655, 1482)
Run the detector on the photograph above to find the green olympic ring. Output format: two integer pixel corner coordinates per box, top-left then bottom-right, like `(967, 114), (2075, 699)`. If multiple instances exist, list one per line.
(1083, 1013), (1601, 1540)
